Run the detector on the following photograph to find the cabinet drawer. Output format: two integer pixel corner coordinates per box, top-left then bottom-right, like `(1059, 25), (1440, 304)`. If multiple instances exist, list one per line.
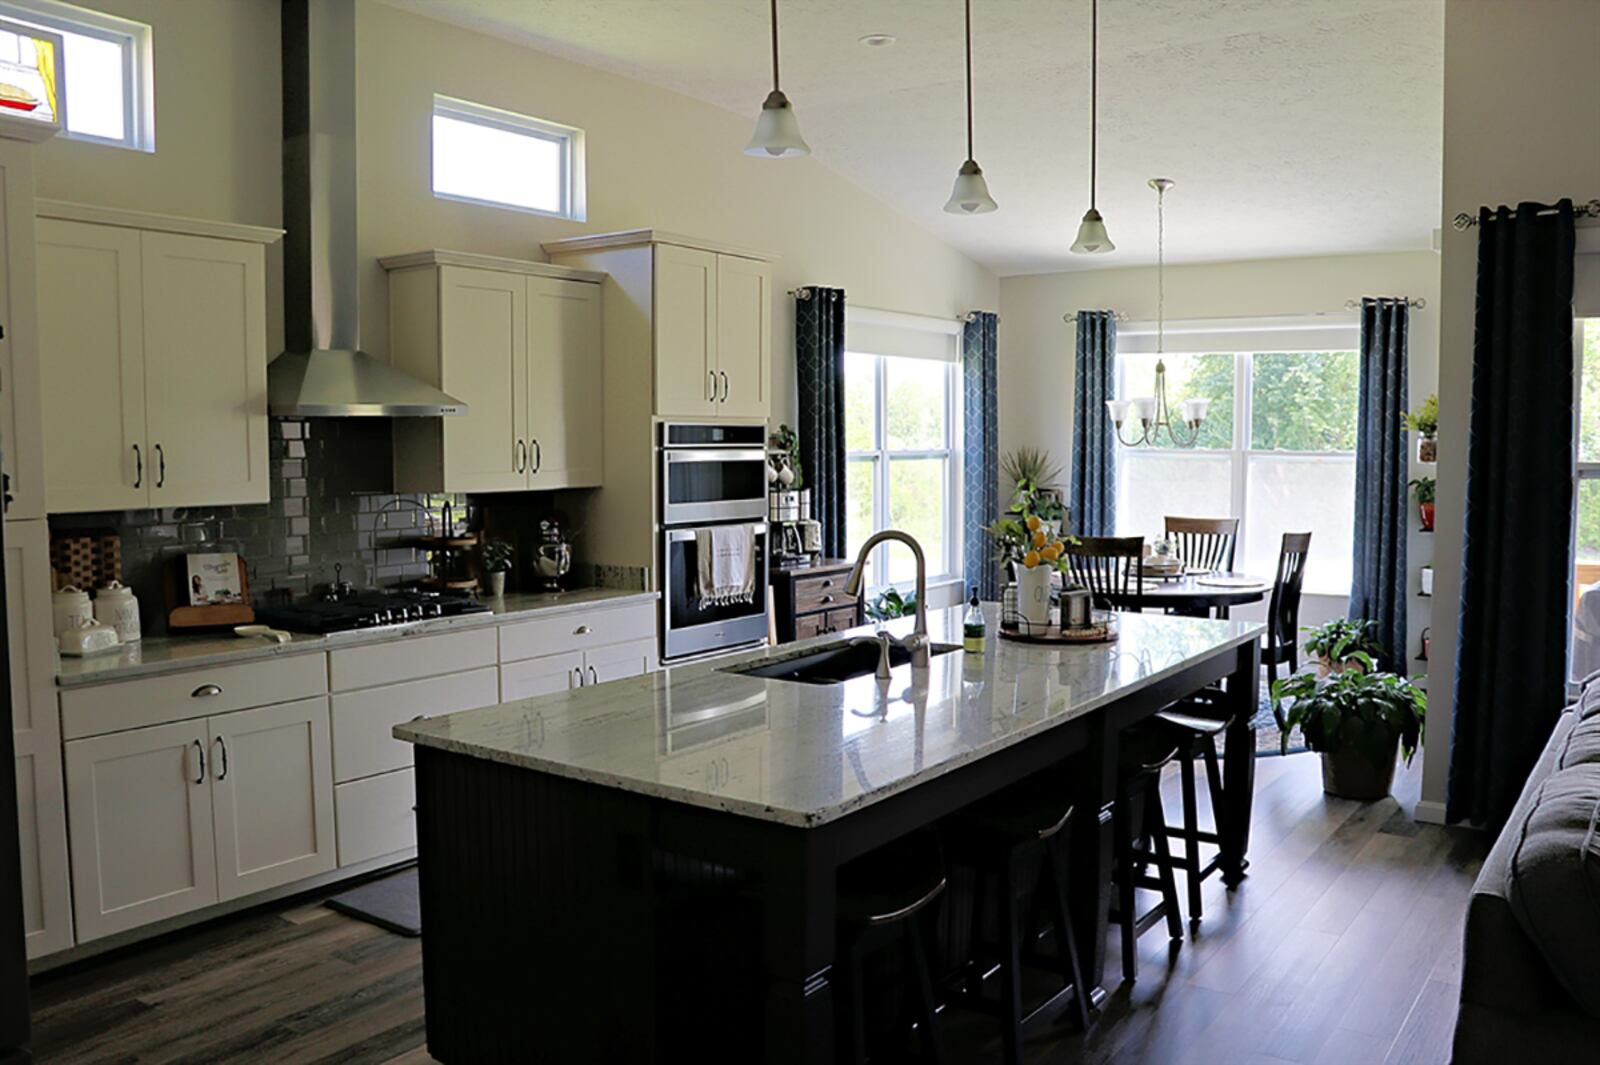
(499, 602), (656, 663)
(61, 653), (329, 740)
(329, 626), (497, 692)
(793, 572), (856, 614)
(794, 608), (859, 641)
(335, 768), (416, 868)
(332, 666), (499, 783)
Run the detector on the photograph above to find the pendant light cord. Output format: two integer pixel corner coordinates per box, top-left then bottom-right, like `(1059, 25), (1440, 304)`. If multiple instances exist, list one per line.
(1157, 183), (1166, 356)
(1089, 0), (1098, 208)
(770, 0), (781, 92)
(964, 0), (974, 161)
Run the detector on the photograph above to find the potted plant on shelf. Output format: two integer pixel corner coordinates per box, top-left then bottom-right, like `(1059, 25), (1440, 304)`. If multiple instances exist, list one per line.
(481, 538), (513, 598)
(1303, 618), (1384, 676)
(1403, 393), (1439, 463)
(987, 514), (1074, 628)
(1271, 658), (1426, 800)
(1410, 476), (1436, 531)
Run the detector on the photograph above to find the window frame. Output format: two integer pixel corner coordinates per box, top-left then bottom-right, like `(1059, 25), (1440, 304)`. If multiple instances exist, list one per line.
(844, 350), (963, 594)
(0, 0), (153, 150)
(430, 94), (587, 221)
(1114, 346), (1360, 596)
(1568, 319), (1600, 692)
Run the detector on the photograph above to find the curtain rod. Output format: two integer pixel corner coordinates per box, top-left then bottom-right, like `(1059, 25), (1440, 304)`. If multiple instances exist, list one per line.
(1345, 297), (1427, 309)
(1452, 198), (1600, 231)
(1062, 301), (1423, 324)
(788, 287), (994, 323)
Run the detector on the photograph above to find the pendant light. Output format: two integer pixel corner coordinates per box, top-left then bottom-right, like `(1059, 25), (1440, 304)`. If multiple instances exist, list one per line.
(745, 0), (810, 158)
(943, 0), (998, 214)
(1070, 0), (1113, 253)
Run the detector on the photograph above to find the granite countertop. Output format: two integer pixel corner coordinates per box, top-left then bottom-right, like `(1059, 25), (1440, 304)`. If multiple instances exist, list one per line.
(395, 605), (1264, 828)
(55, 587), (659, 687)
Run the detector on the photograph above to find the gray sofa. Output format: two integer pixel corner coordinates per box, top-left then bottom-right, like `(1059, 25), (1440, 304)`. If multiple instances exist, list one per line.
(1453, 688), (1600, 1063)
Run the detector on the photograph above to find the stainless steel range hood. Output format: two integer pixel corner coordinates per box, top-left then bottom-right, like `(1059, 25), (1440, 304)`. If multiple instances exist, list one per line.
(269, 0), (465, 418)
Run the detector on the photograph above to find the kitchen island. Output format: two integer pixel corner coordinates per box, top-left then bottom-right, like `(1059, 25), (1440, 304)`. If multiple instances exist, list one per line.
(396, 605), (1262, 1064)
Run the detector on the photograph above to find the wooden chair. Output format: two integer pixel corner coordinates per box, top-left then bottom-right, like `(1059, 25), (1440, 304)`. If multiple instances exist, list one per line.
(1063, 536), (1145, 611)
(1264, 533), (1312, 688)
(1163, 516), (1239, 574)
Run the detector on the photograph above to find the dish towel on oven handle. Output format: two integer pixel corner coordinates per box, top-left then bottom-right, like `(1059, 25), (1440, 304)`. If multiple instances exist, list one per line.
(696, 525), (756, 610)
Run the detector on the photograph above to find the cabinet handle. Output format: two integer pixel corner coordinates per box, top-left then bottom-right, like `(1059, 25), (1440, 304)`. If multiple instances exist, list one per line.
(192, 683), (223, 698)
(719, 371), (729, 402)
(191, 739), (206, 784)
(819, 595), (834, 605)
(516, 439), (527, 473)
(574, 625), (591, 636)
(215, 736), (229, 781)
(820, 579), (832, 589)
(588, 665), (598, 686)
(154, 443), (166, 488)
(132, 443), (143, 489)
(533, 439), (542, 473)
(571, 667), (582, 688)
(708, 370), (716, 400)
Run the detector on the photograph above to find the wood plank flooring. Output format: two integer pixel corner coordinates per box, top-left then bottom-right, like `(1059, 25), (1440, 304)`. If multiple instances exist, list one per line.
(26, 752), (1486, 1064)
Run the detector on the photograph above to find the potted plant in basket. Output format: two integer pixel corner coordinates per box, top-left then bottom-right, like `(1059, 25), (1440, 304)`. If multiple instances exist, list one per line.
(1410, 476), (1436, 531)
(481, 538), (514, 598)
(1303, 618), (1384, 676)
(1403, 393), (1438, 464)
(987, 514), (1075, 628)
(1271, 658), (1426, 800)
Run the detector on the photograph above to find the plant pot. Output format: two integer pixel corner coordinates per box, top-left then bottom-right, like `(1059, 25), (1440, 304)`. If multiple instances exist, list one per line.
(1418, 501), (1434, 531)
(1017, 565), (1052, 629)
(486, 571), (507, 598)
(1416, 434), (1437, 464)
(1319, 738), (1399, 801)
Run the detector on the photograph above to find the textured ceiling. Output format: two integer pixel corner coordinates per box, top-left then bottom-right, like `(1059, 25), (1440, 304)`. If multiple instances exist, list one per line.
(383, 0), (1445, 276)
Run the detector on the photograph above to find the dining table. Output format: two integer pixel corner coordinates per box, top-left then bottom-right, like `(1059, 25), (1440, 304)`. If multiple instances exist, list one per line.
(1105, 571), (1273, 618)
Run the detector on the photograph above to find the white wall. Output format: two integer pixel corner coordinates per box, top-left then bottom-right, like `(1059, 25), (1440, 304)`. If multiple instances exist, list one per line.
(1421, 0), (1600, 823)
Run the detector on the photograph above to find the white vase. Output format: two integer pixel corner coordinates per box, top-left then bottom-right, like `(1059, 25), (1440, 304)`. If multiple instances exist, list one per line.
(1017, 565), (1052, 629)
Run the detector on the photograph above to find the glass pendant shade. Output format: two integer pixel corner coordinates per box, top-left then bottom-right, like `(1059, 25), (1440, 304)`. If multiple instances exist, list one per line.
(1071, 208), (1115, 254)
(1130, 396), (1157, 422)
(1181, 398), (1211, 424)
(745, 90), (810, 158)
(944, 159), (998, 214)
(1105, 399), (1131, 425)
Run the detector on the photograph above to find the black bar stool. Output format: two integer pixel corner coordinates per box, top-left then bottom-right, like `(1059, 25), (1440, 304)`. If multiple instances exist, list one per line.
(1112, 729), (1185, 982)
(942, 772), (1093, 1065)
(835, 830), (948, 1065)
(1151, 705), (1232, 927)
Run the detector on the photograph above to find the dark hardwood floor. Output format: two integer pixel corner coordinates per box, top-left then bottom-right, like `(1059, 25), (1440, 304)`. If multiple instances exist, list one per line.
(27, 752), (1485, 1064)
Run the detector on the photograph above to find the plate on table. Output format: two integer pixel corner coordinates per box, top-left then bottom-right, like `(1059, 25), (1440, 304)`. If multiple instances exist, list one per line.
(1195, 575), (1264, 589)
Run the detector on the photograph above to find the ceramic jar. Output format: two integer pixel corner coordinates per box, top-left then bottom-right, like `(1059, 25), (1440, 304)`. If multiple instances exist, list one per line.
(1017, 564), (1053, 629)
(94, 581), (142, 642)
(51, 585), (93, 640)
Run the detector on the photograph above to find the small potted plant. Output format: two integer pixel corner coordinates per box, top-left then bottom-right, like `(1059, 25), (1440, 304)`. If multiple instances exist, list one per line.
(1271, 658), (1426, 800)
(1410, 476), (1436, 531)
(1303, 618), (1384, 676)
(481, 538), (513, 598)
(987, 514), (1074, 628)
(1403, 393), (1438, 463)
(1002, 447), (1067, 533)
(865, 587), (918, 623)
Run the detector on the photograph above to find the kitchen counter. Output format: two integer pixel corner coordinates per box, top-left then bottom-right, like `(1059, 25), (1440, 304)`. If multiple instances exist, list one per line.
(55, 587), (658, 687)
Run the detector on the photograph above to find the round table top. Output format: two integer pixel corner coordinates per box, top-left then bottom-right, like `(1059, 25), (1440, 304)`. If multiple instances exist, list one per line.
(1105, 572), (1272, 610)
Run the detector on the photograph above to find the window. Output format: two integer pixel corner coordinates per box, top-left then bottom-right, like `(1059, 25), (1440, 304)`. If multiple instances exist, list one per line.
(0, 0), (152, 149)
(1114, 347), (1359, 595)
(431, 95), (585, 220)
(1567, 319), (1600, 684)
(845, 351), (961, 589)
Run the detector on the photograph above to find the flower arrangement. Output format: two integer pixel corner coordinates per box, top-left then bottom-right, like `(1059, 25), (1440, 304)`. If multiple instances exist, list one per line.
(987, 513), (1075, 573)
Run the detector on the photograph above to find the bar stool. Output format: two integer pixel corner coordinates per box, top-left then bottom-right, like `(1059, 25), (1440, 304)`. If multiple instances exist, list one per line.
(1151, 705), (1232, 928)
(1112, 729), (1185, 982)
(942, 773), (1094, 1065)
(835, 830), (948, 1065)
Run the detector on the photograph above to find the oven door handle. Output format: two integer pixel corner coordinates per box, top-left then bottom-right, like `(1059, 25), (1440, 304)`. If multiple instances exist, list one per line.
(666, 523), (767, 543)
(663, 449), (767, 465)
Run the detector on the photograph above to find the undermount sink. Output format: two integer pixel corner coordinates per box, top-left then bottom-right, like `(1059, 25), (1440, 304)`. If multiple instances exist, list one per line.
(727, 639), (960, 686)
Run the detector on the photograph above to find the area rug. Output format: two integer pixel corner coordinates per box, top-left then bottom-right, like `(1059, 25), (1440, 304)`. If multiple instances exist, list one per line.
(325, 867), (420, 936)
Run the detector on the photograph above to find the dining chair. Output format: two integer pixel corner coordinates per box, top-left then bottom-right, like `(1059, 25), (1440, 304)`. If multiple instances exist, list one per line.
(1063, 536), (1145, 611)
(1163, 516), (1240, 574)
(1263, 532), (1312, 687)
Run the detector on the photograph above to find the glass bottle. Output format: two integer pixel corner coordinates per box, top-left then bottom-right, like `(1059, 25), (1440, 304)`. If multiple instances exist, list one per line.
(963, 585), (986, 653)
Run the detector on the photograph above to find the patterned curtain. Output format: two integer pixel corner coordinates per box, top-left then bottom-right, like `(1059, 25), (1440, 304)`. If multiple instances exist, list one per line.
(1449, 200), (1576, 828)
(795, 287), (848, 559)
(1070, 310), (1118, 535)
(962, 311), (1000, 599)
(1348, 298), (1410, 674)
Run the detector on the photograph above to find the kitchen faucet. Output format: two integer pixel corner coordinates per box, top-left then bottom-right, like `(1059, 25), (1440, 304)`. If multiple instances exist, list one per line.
(845, 530), (930, 669)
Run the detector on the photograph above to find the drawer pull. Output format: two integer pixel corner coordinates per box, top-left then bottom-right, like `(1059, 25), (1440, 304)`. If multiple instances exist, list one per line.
(192, 683), (223, 698)
(574, 625), (591, 636)
(820, 579), (833, 589)
(819, 595), (834, 605)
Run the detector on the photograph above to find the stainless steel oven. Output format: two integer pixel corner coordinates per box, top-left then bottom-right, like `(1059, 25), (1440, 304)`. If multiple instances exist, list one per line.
(660, 422), (769, 526)
(662, 521), (769, 660)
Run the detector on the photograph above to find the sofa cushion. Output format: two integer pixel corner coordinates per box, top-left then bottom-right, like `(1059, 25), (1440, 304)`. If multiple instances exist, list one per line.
(1505, 763), (1600, 1017)
(1559, 713), (1600, 769)
(1576, 680), (1600, 720)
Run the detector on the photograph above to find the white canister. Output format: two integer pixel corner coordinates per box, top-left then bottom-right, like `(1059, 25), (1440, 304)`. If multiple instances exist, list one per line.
(1017, 564), (1053, 630)
(94, 581), (142, 643)
(52, 585), (93, 640)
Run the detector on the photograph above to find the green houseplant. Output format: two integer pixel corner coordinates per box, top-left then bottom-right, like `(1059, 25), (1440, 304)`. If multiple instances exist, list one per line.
(865, 587), (918, 623)
(1403, 393), (1439, 463)
(1270, 660), (1426, 799)
(1410, 476), (1436, 531)
(1303, 618), (1384, 675)
(1001, 447), (1067, 529)
(481, 538), (514, 598)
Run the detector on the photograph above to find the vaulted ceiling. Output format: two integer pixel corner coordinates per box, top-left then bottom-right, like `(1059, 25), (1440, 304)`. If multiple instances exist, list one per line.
(385, 0), (1445, 276)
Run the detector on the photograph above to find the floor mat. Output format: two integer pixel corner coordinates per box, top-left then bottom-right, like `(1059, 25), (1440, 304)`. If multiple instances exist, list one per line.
(325, 867), (420, 937)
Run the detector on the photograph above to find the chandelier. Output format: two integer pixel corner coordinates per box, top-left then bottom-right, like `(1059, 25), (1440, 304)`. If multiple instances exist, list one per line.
(1105, 178), (1209, 448)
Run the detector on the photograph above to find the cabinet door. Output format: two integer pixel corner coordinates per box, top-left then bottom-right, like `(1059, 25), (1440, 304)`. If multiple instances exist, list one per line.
(65, 719), (218, 942)
(0, 141), (43, 520)
(526, 275), (602, 489)
(584, 637), (659, 686)
(715, 255), (771, 419)
(653, 244), (718, 417)
(209, 697), (336, 902)
(141, 231), (268, 507)
(500, 650), (583, 702)
(7, 519), (71, 955)
(37, 218), (148, 512)
(439, 266), (528, 492)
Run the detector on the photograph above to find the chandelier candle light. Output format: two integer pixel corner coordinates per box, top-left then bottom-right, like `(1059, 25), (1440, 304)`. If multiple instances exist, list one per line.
(944, 0), (998, 214)
(745, 0), (810, 158)
(1106, 178), (1210, 448)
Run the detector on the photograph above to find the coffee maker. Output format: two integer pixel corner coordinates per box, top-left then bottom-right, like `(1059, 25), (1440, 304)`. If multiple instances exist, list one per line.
(771, 518), (822, 566)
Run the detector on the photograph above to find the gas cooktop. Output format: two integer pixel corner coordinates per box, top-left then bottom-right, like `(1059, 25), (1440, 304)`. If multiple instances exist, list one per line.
(255, 589), (492, 635)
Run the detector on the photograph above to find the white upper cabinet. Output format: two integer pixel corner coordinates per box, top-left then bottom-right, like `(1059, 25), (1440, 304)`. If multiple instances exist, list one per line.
(654, 244), (718, 418)
(36, 203), (281, 514)
(0, 141), (45, 520)
(383, 250), (604, 494)
(715, 253), (772, 420)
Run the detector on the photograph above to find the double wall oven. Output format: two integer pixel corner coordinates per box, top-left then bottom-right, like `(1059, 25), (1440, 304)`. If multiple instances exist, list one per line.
(659, 422), (770, 660)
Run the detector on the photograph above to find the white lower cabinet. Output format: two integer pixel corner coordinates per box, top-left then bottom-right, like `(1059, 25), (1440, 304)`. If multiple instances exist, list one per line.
(500, 638), (657, 700)
(335, 768), (416, 869)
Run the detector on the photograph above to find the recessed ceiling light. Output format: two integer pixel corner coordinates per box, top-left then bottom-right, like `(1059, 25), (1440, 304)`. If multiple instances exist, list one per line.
(858, 33), (896, 47)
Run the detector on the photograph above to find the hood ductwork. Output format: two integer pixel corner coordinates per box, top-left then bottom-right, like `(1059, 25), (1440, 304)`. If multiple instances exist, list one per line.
(269, 0), (466, 418)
